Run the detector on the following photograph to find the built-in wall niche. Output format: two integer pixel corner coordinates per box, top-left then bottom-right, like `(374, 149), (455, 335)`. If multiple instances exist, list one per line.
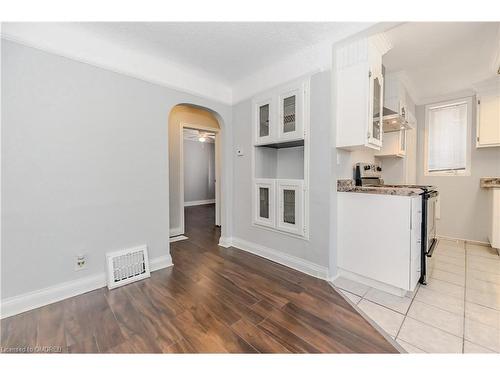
(254, 145), (304, 180)
(252, 76), (309, 239)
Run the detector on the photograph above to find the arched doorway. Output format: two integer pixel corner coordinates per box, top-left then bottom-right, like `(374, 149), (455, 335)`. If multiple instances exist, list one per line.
(168, 104), (223, 240)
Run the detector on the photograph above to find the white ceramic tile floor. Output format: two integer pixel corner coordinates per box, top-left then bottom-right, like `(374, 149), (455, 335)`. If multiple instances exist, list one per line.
(333, 277), (370, 297)
(398, 317), (463, 353)
(465, 302), (500, 329)
(338, 289), (362, 304)
(419, 277), (465, 299)
(407, 300), (464, 336)
(432, 260), (465, 276)
(396, 338), (426, 353)
(357, 299), (405, 337)
(363, 288), (413, 314)
(414, 287), (465, 315)
(463, 340), (495, 353)
(464, 318), (500, 352)
(334, 239), (500, 353)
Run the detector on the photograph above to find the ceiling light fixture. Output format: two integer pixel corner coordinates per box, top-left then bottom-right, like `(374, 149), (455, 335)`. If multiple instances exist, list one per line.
(198, 136), (207, 142)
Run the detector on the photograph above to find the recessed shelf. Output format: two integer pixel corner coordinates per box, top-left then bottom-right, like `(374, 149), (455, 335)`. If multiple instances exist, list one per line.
(255, 139), (304, 149)
(255, 146), (304, 180)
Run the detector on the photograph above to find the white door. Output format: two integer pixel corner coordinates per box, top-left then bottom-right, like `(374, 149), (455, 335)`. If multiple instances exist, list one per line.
(278, 86), (304, 141)
(277, 179), (304, 236)
(254, 179), (276, 228)
(254, 97), (276, 145)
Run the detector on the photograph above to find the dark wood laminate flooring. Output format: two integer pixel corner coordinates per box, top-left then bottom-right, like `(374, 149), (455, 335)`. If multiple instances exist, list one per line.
(1, 204), (398, 353)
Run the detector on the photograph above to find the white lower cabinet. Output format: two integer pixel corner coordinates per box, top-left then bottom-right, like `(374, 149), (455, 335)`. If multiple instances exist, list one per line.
(337, 192), (422, 295)
(488, 188), (500, 249)
(254, 179), (276, 228)
(254, 178), (305, 237)
(277, 179), (304, 236)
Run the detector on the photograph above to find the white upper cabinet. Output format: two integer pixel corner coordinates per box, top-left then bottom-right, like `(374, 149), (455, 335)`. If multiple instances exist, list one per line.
(254, 96), (277, 145)
(368, 68), (384, 148)
(278, 84), (305, 141)
(476, 94), (500, 148)
(375, 129), (406, 158)
(475, 77), (500, 148)
(253, 78), (308, 146)
(335, 34), (391, 150)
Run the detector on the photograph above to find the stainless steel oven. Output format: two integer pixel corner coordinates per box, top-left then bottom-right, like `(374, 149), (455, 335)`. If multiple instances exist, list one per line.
(420, 188), (439, 284)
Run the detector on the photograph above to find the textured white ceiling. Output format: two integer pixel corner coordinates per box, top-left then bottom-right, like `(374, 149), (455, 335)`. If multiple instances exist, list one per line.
(76, 22), (363, 84)
(8, 22), (497, 105)
(1, 22), (377, 103)
(383, 22), (500, 104)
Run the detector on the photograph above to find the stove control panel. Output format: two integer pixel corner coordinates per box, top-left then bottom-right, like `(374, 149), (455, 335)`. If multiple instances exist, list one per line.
(355, 162), (382, 178)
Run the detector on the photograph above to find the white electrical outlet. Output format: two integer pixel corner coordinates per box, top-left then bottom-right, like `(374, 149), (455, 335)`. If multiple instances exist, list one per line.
(75, 254), (87, 271)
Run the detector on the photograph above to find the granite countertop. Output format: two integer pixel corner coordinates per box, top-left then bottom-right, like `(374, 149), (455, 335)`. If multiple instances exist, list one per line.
(337, 179), (423, 197)
(480, 177), (500, 189)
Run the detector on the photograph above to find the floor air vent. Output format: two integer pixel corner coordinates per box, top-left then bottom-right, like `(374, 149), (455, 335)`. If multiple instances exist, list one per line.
(106, 245), (151, 289)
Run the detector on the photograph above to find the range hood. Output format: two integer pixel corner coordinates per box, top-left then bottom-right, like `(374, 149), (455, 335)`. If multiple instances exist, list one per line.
(381, 69), (414, 132)
(382, 106), (411, 132)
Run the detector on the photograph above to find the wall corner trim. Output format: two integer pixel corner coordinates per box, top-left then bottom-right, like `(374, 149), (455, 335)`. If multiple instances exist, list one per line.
(169, 227), (183, 237)
(0, 254), (173, 319)
(230, 237), (329, 280)
(218, 236), (233, 248)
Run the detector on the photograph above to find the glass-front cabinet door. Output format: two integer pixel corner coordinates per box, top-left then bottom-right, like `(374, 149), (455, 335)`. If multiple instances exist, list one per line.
(368, 70), (384, 148)
(253, 97), (275, 145)
(254, 179), (276, 228)
(278, 86), (304, 141)
(399, 129), (407, 156)
(277, 179), (304, 236)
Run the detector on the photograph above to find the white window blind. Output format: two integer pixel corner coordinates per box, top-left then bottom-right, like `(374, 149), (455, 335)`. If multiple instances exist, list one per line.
(427, 102), (468, 173)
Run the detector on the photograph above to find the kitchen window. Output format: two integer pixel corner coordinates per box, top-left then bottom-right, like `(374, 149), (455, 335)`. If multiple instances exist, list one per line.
(424, 97), (472, 176)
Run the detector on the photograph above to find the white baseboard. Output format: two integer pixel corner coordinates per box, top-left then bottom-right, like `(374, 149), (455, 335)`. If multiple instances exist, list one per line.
(230, 237), (329, 280)
(169, 227), (183, 237)
(335, 268), (408, 297)
(437, 235), (490, 247)
(0, 254), (173, 319)
(169, 235), (188, 243)
(184, 199), (215, 207)
(218, 236), (233, 248)
(150, 254), (174, 272)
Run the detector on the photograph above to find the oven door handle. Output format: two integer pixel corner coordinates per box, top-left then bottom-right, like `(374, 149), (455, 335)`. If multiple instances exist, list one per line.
(426, 238), (438, 257)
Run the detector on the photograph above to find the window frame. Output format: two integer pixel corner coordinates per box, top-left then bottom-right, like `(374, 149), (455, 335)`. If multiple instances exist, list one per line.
(424, 97), (472, 177)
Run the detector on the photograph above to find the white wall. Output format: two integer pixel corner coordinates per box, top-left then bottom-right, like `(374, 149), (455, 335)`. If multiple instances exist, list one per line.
(416, 96), (500, 242)
(231, 71), (332, 268)
(183, 139), (215, 203)
(336, 148), (377, 179)
(1, 40), (232, 301)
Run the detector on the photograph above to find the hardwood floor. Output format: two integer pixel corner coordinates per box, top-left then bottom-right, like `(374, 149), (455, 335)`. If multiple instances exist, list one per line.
(0, 204), (398, 353)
